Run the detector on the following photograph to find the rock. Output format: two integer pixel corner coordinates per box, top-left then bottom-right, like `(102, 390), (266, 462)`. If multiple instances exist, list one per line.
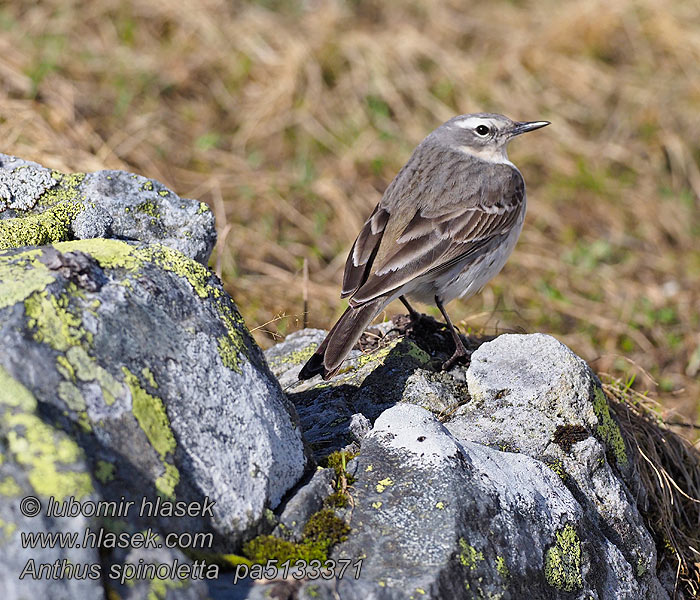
(0, 153), (310, 600)
(0, 371), (105, 600)
(0, 240), (308, 553)
(0, 153), (215, 264)
(104, 547), (211, 600)
(261, 325), (670, 599)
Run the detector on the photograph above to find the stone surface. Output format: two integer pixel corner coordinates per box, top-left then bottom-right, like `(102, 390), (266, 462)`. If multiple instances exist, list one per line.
(0, 240), (308, 553)
(0, 153), (216, 263)
(0, 370), (105, 600)
(274, 468), (335, 541)
(260, 325), (670, 600)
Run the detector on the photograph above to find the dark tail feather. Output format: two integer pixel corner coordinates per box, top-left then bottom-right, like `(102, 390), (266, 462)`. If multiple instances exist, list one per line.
(298, 298), (385, 380)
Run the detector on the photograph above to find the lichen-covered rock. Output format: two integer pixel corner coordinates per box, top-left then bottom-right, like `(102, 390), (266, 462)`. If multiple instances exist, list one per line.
(0, 153), (215, 263)
(0, 369), (105, 600)
(267, 323), (454, 457)
(259, 326), (669, 600)
(0, 240), (308, 563)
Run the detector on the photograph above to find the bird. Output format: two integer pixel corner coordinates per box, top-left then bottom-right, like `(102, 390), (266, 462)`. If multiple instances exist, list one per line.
(298, 113), (549, 381)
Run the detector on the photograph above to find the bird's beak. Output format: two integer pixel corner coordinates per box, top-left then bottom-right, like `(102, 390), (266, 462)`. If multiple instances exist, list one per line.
(511, 121), (550, 136)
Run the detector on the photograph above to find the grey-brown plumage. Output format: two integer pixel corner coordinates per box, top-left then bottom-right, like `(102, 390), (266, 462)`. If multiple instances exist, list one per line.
(299, 113), (549, 380)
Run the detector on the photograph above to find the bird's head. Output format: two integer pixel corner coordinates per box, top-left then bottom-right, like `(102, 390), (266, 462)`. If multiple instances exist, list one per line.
(435, 113), (550, 164)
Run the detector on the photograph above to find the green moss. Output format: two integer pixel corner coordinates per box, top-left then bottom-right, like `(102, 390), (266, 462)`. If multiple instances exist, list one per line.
(302, 509), (350, 549)
(404, 341), (431, 365)
(320, 450), (357, 482)
(242, 535), (321, 563)
(459, 539), (484, 570)
(592, 387), (628, 467)
(0, 249), (57, 309)
(122, 367), (179, 498)
(243, 509), (349, 564)
(184, 550), (252, 568)
(95, 460), (116, 484)
(136, 199), (159, 217)
(325, 490), (349, 508)
(0, 365), (93, 499)
(544, 524), (583, 592)
(495, 555), (509, 579)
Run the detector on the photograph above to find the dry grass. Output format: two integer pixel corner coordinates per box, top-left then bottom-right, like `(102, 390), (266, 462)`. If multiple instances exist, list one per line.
(2, 0), (699, 591)
(607, 378), (700, 597)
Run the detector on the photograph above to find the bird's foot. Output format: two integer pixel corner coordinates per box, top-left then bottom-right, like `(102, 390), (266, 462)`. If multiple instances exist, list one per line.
(441, 345), (470, 371)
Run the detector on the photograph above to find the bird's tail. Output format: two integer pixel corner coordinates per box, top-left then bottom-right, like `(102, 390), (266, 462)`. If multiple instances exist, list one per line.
(298, 298), (385, 380)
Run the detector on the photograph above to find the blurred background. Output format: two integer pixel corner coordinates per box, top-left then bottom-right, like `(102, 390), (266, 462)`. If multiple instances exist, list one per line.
(1, 0), (698, 435)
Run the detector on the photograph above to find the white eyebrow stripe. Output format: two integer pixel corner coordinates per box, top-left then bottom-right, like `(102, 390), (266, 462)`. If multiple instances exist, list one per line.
(455, 116), (490, 129)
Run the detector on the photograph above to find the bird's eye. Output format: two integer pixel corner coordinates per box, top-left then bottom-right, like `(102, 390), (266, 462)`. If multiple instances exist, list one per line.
(475, 125), (490, 136)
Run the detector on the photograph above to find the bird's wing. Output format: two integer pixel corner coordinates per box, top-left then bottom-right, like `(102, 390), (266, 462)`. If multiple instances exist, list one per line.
(340, 204), (390, 298)
(348, 161), (525, 306)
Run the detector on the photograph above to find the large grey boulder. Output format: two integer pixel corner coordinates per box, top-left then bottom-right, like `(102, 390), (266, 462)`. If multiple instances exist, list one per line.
(0, 156), (309, 600)
(262, 324), (669, 600)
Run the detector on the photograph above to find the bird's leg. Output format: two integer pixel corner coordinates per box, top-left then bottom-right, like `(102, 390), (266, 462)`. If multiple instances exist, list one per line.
(399, 295), (422, 323)
(435, 295), (469, 371)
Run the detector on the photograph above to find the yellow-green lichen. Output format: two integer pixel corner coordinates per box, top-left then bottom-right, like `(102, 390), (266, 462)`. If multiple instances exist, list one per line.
(0, 366), (93, 499)
(544, 523), (583, 592)
(136, 199), (159, 217)
(270, 343), (318, 366)
(435, 501), (445, 510)
(459, 539), (484, 570)
(67, 346), (124, 407)
(376, 477), (393, 493)
(24, 287), (92, 352)
(56, 354), (76, 381)
(592, 387), (628, 467)
(53, 240), (251, 373)
(0, 517), (17, 541)
(0, 249), (57, 309)
(197, 202), (209, 214)
(544, 457), (568, 482)
(122, 367), (179, 498)
(215, 299), (249, 373)
(354, 340), (400, 370)
(141, 181), (154, 192)
(0, 476), (22, 496)
(0, 172), (86, 250)
(495, 555), (509, 579)
(141, 367), (158, 389)
(95, 460), (116, 484)
(372, 501), (382, 509)
(144, 574), (185, 600)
